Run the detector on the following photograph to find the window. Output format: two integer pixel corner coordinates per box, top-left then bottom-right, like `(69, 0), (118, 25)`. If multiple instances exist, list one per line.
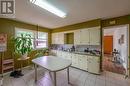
(36, 32), (48, 48)
(15, 28), (48, 49)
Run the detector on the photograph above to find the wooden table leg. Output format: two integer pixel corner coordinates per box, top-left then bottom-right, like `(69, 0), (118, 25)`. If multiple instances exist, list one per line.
(54, 72), (57, 86)
(34, 64), (37, 82)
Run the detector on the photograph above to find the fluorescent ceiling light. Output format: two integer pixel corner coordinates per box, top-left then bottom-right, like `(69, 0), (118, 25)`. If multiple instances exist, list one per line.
(30, 0), (67, 18)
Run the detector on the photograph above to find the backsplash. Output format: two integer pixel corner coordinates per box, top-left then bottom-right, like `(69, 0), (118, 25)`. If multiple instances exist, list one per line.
(50, 44), (101, 53)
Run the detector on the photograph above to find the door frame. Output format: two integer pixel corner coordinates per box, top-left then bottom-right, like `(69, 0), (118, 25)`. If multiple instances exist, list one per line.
(101, 24), (129, 76)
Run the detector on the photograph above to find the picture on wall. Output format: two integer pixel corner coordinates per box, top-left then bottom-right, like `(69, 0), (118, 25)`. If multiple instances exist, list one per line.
(118, 34), (124, 45)
(0, 34), (7, 52)
(120, 34), (124, 44)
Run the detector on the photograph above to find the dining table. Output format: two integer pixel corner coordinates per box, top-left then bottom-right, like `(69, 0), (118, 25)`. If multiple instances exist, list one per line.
(32, 56), (72, 86)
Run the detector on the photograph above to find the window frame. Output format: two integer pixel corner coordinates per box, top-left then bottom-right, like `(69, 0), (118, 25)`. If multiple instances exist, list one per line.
(15, 27), (48, 49)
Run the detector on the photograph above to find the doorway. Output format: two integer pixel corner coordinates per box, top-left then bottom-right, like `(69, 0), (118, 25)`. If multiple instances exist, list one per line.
(102, 25), (129, 75)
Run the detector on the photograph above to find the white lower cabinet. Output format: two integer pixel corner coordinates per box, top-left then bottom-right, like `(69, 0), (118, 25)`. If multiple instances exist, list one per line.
(63, 52), (71, 60)
(51, 50), (100, 74)
(57, 51), (63, 57)
(72, 54), (79, 67)
(87, 56), (100, 74)
(51, 50), (57, 56)
(79, 55), (88, 71)
(66, 53), (72, 60)
(61, 52), (66, 59)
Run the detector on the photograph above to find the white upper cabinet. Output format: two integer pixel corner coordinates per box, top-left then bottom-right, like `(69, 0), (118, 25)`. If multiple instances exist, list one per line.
(58, 32), (64, 44)
(80, 29), (90, 45)
(52, 32), (64, 44)
(74, 30), (81, 45)
(52, 26), (101, 45)
(89, 27), (101, 45)
(74, 26), (100, 45)
(52, 33), (58, 44)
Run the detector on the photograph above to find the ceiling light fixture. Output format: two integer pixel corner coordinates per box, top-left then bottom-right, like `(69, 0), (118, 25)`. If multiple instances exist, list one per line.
(30, 0), (67, 18)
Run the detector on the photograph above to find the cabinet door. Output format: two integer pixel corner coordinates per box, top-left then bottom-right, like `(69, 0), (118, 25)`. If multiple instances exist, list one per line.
(89, 27), (100, 45)
(78, 55), (88, 70)
(61, 52), (66, 59)
(58, 32), (64, 44)
(80, 29), (89, 45)
(82, 56), (88, 71)
(52, 32), (64, 44)
(72, 54), (79, 67)
(87, 56), (100, 74)
(66, 53), (72, 60)
(57, 51), (63, 57)
(52, 33), (58, 44)
(51, 50), (57, 56)
(74, 30), (81, 45)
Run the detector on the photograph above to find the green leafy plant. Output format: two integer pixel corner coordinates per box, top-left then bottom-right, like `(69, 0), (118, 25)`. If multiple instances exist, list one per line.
(34, 48), (49, 58)
(12, 34), (33, 58)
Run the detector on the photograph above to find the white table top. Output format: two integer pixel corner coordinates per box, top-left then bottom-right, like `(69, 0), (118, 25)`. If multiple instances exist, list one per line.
(32, 56), (72, 72)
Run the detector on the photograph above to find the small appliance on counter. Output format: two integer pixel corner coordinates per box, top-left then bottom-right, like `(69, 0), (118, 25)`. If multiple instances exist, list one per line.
(70, 45), (75, 52)
(84, 48), (89, 53)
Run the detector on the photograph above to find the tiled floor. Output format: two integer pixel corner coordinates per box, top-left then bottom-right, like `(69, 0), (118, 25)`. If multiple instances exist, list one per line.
(3, 67), (130, 86)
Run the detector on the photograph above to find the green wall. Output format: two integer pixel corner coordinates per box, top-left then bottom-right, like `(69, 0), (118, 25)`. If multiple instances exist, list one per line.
(102, 15), (130, 27)
(0, 18), (51, 73)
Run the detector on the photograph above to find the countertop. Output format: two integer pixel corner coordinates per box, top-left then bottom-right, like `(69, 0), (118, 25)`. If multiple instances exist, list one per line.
(51, 50), (101, 57)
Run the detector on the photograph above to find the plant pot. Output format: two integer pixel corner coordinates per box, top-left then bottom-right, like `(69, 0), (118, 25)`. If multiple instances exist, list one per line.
(21, 54), (28, 59)
(44, 52), (49, 56)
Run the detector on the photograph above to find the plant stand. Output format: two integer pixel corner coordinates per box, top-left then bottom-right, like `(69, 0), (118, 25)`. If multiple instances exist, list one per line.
(17, 57), (30, 75)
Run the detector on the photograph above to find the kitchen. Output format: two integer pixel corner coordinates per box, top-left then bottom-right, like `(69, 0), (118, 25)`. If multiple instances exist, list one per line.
(0, 0), (130, 86)
(51, 26), (101, 74)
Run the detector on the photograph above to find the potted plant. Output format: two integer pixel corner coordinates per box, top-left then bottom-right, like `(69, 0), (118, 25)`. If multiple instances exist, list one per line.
(12, 34), (33, 59)
(42, 48), (49, 56)
(34, 48), (49, 58)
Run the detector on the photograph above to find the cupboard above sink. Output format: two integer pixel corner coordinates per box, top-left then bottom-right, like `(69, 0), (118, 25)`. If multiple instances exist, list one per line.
(51, 26), (101, 45)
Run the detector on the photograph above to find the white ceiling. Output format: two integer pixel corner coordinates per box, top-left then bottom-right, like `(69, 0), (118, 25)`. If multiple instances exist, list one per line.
(15, 0), (130, 29)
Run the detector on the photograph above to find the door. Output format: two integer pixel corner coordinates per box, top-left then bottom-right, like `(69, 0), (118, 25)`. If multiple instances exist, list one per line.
(104, 36), (113, 54)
